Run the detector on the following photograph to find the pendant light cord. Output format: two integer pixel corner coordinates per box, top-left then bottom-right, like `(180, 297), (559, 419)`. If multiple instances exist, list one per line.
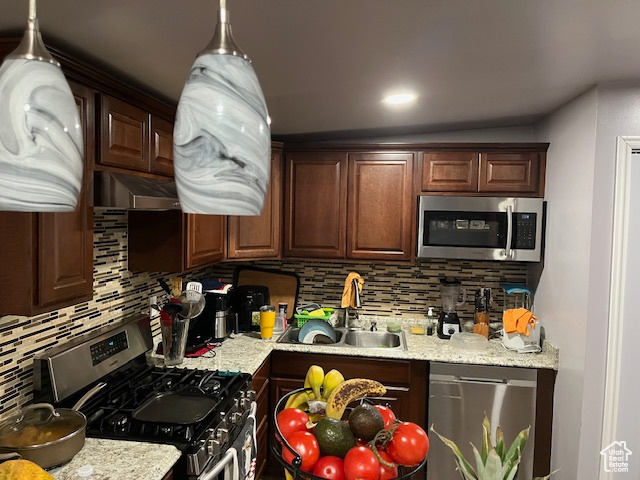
(29, 0), (36, 21)
(219, 0), (228, 23)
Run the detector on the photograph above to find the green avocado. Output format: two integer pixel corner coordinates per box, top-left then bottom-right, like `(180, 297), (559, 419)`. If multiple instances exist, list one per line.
(348, 403), (385, 442)
(314, 417), (357, 458)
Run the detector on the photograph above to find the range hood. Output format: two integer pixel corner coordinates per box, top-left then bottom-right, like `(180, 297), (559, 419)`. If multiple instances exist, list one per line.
(95, 171), (181, 210)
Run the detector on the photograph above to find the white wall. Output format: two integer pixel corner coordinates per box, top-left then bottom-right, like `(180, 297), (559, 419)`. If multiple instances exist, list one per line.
(583, 81), (640, 476)
(533, 88), (598, 479)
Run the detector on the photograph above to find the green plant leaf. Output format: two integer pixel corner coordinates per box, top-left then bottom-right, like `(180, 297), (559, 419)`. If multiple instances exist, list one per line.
(471, 443), (485, 478)
(481, 450), (503, 480)
(482, 415), (492, 462)
(495, 426), (505, 460)
(503, 426), (530, 469)
(533, 468), (560, 480)
(431, 425), (478, 480)
(504, 464), (520, 480)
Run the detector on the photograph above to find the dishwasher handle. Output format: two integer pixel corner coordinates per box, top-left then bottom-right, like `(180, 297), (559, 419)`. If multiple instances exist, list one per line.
(430, 373), (536, 388)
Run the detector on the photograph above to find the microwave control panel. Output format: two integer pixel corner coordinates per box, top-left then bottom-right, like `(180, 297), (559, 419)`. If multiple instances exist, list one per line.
(513, 213), (537, 249)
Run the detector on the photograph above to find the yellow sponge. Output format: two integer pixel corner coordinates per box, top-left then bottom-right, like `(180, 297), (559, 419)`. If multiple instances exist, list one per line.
(308, 308), (326, 317)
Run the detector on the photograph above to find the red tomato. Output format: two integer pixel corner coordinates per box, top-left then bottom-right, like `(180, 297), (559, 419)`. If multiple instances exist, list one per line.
(312, 456), (346, 480)
(276, 408), (310, 440)
(373, 405), (397, 429)
(343, 446), (380, 480)
(377, 450), (398, 480)
(282, 431), (320, 472)
(386, 422), (429, 467)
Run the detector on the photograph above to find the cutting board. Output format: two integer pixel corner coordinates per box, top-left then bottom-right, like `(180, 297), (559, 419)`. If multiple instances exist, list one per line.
(234, 267), (300, 320)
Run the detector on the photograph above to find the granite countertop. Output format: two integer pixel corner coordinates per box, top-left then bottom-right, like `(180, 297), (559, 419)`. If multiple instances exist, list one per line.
(148, 317), (558, 375)
(48, 438), (181, 480)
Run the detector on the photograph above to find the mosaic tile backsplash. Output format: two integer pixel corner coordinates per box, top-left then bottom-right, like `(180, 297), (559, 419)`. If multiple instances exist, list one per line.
(0, 209), (527, 420)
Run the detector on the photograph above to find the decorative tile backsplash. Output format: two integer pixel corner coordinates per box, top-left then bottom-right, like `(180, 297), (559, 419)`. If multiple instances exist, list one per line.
(208, 260), (527, 319)
(0, 209), (527, 420)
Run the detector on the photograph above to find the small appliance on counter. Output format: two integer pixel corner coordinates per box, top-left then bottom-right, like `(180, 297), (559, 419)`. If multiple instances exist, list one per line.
(437, 277), (467, 339)
(185, 290), (234, 352)
(500, 284), (543, 353)
(232, 285), (270, 332)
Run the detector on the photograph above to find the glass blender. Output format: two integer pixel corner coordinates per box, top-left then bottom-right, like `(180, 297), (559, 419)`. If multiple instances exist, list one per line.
(437, 277), (467, 339)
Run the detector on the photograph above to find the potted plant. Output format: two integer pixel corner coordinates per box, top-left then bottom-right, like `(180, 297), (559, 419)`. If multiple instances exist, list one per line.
(431, 415), (556, 480)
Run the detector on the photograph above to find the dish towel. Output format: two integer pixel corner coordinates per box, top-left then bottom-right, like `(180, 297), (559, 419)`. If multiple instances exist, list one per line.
(503, 308), (537, 336)
(341, 272), (364, 308)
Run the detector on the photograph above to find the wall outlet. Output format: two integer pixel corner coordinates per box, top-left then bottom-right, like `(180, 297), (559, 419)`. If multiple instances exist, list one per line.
(149, 295), (159, 319)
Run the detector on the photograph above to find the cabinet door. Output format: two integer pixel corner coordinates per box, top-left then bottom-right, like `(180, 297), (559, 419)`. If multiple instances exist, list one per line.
(284, 152), (348, 258)
(420, 152), (479, 192)
(150, 115), (174, 176)
(38, 81), (94, 308)
(478, 152), (542, 195)
(228, 149), (282, 259)
(99, 94), (149, 172)
(186, 214), (226, 268)
(347, 153), (414, 260)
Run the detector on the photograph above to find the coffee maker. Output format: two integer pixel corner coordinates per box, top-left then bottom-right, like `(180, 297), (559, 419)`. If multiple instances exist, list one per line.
(232, 285), (270, 332)
(186, 292), (234, 352)
(437, 277), (467, 339)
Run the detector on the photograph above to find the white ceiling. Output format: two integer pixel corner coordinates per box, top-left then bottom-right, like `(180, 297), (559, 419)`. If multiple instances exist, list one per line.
(1, 0), (640, 136)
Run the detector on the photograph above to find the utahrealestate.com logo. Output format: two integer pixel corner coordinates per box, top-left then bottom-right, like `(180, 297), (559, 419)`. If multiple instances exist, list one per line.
(601, 441), (632, 473)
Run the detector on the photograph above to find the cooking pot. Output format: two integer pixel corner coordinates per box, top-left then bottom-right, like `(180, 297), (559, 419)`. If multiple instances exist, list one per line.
(0, 382), (105, 469)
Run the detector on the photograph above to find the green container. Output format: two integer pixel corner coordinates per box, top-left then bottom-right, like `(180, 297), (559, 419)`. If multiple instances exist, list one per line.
(294, 308), (333, 327)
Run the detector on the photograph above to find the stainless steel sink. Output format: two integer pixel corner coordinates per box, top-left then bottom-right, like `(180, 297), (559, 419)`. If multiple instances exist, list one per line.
(276, 327), (407, 351)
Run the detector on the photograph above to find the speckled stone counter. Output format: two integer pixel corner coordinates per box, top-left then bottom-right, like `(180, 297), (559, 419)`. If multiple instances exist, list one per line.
(48, 438), (180, 480)
(148, 319), (558, 374)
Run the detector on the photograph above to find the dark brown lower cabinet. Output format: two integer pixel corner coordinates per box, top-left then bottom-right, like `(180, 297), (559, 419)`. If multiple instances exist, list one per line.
(253, 357), (271, 480)
(266, 351), (428, 477)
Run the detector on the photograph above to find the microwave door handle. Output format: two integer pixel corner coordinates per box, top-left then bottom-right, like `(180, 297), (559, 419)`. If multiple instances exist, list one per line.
(505, 205), (513, 260)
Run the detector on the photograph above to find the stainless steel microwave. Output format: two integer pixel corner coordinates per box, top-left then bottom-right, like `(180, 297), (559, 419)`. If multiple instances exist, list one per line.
(417, 196), (545, 262)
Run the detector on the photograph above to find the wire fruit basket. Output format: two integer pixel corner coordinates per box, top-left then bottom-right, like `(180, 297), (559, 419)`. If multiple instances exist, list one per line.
(271, 387), (427, 480)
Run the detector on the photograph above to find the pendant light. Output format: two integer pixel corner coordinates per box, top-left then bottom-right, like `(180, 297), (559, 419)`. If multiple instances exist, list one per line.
(174, 0), (270, 215)
(0, 0), (83, 212)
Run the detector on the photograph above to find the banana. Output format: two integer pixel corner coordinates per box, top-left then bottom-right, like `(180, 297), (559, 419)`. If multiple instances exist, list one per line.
(321, 369), (345, 400)
(325, 378), (387, 419)
(304, 365), (325, 400)
(285, 390), (315, 410)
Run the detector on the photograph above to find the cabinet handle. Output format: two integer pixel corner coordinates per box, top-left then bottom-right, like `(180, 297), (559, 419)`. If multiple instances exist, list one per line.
(505, 204), (513, 260)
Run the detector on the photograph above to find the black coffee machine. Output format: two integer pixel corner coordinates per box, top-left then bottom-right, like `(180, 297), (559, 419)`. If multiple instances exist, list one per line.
(232, 285), (270, 332)
(186, 292), (234, 352)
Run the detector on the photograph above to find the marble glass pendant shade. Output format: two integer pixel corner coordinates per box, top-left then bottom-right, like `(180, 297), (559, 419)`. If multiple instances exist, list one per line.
(0, 4), (83, 212)
(174, 1), (270, 215)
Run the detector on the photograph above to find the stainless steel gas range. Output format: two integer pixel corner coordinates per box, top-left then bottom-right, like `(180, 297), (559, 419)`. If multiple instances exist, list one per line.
(33, 315), (256, 480)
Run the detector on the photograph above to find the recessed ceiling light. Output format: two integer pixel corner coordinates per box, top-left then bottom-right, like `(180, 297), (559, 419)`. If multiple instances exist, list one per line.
(382, 92), (417, 105)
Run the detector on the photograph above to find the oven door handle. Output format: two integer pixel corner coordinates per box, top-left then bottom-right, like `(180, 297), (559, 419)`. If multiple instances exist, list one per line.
(200, 448), (237, 480)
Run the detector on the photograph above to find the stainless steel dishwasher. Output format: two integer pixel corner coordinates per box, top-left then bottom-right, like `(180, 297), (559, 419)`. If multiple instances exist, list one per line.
(428, 362), (537, 479)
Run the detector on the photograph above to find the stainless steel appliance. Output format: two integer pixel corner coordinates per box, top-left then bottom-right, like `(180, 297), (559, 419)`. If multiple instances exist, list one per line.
(33, 315), (257, 480)
(437, 277), (466, 339)
(428, 362), (537, 479)
(232, 285), (270, 332)
(186, 291), (234, 351)
(417, 196), (545, 261)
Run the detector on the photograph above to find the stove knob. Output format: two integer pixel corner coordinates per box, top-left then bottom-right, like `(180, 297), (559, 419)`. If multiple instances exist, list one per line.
(207, 438), (221, 456)
(216, 428), (229, 444)
(244, 390), (256, 401)
(240, 397), (252, 410)
(231, 412), (244, 425)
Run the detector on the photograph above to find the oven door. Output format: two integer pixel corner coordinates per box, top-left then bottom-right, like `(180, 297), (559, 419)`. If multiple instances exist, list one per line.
(417, 196), (544, 261)
(198, 402), (258, 480)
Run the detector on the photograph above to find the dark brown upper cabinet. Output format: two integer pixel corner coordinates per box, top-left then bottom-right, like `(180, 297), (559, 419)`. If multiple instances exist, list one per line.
(419, 147), (547, 197)
(227, 146), (283, 260)
(0, 81), (94, 316)
(284, 150), (414, 261)
(284, 152), (348, 259)
(129, 211), (226, 273)
(347, 152), (414, 260)
(98, 94), (174, 177)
